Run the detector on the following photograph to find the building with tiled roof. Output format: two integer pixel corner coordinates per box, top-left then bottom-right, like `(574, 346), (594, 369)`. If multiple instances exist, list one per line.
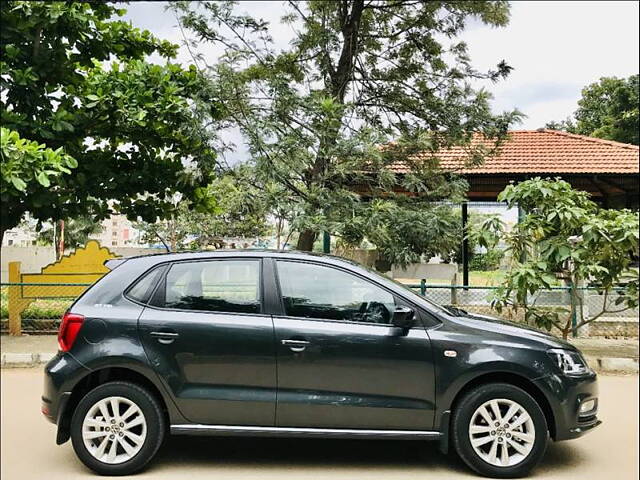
(391, 129), (639, 207)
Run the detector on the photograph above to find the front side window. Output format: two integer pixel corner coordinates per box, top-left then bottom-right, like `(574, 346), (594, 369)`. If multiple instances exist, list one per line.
(154, 260), (261, 314)
(276, 261), (396, 324)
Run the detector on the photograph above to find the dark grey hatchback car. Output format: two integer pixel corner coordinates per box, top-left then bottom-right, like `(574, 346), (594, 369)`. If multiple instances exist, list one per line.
(43, 251), (600, 477)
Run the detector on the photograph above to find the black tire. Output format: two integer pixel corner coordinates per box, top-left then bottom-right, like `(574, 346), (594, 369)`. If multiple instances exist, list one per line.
(452, 383), (548, 478)
(70, 381), (165, 476)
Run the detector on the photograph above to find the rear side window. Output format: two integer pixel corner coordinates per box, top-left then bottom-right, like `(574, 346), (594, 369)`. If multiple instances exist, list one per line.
(126, 266), (166, 304)
(151, 259), (261, 314)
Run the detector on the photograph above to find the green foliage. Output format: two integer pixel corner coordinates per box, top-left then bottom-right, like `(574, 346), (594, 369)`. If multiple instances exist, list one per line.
(174, 0), (522, 264)
(35, 216), (103, 249)
(545, 75), (639, 145)
(1, 127), (77, 195)
(0, 1), (219, 238)
(469, 248), (505, 271)
(135, 167), (270, 250)
(478, 178), (640, 338)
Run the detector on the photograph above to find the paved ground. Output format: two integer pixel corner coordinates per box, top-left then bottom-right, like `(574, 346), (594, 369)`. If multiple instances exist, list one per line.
(0, 334), (58, 353)
(1, 368), (638, 480)
(572, 338), (639, 359)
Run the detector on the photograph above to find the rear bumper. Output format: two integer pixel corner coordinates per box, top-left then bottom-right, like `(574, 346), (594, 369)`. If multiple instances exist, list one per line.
(42, 352), (89, 444)
(534, 371), (601, 441)
(41, 392), (71, 425)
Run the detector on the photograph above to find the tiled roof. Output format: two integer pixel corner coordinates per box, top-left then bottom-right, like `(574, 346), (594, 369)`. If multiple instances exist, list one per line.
(390, 129), (639, 175)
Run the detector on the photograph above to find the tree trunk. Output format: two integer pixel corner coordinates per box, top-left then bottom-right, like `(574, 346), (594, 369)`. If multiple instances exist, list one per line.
(57, 219), (65, 260)
(276, 217), (283, 249)
(296, 229), (317, 251)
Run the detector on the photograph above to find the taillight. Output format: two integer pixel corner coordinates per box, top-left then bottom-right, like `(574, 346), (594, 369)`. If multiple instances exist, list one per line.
(58, 313), (85, 352)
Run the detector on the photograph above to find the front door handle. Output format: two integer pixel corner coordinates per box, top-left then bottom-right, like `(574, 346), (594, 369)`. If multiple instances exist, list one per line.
(150, 331), (179, 344)
(281, 339), (310, 352)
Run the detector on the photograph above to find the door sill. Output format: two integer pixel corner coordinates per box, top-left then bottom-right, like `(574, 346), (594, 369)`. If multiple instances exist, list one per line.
(170, 424), (441, 440)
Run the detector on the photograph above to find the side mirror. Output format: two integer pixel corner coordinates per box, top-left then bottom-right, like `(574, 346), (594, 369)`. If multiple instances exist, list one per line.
(391, 306), (415, 329)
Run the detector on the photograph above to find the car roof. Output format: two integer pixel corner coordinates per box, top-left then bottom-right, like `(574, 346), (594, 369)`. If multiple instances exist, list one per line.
(113, 249), (362, 267)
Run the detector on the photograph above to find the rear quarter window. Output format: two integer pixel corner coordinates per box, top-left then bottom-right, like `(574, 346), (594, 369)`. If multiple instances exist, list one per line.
(126, 266), (167, 304)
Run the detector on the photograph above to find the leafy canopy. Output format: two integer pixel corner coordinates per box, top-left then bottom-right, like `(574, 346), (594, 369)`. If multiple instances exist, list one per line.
(175, 0), (521, 263)
(0, 1), (219, 237)
(545, 75), (639, 145)
(35, 215), (104, 249)
(475, 178), (639, 338)
(1, 127), (77, 194)
(135, 167), (271, 250)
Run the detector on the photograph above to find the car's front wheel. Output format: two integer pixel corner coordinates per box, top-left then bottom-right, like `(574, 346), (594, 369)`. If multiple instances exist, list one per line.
(70, 381), (165, 475)
(452, 383), (548, 478)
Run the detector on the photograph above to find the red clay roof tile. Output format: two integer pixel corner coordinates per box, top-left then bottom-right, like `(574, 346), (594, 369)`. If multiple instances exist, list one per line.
(390, 129), (639, 174)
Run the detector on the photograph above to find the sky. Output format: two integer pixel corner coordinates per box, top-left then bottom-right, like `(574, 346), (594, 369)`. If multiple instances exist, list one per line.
(122, 0), (640, 163)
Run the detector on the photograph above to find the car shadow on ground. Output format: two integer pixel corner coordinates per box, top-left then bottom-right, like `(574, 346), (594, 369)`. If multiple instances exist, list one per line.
(150, 435), (582, 476)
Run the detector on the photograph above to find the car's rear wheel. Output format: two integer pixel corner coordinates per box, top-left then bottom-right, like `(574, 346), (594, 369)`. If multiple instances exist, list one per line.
(452, 383), (548, 478)
(70, 381), (165, 475)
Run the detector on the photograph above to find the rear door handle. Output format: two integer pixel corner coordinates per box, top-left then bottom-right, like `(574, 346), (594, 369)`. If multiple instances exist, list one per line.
(281, 339), (310, 352)
(150, 331), (179, 344)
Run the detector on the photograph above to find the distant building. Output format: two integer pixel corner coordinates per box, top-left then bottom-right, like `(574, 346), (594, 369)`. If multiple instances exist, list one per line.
(1, 227), (37, 247)
(1, 214), (147, 248)
(90, 215), (144, 248)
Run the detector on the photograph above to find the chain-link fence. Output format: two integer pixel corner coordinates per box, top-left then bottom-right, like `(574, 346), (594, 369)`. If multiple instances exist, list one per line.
(406, 283), (639, 338)
(1, 283), (92, 334)
(1, 281), (637, 337)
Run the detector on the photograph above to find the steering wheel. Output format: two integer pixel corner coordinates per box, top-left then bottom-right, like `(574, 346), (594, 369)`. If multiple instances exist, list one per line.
(363, 301), (390, 324)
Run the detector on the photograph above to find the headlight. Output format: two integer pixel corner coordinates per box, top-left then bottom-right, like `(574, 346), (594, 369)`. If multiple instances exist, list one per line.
(547, 348), (591, 376)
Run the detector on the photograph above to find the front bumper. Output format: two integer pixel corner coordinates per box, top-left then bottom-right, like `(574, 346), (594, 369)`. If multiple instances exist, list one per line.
(534, 370), (601, 441)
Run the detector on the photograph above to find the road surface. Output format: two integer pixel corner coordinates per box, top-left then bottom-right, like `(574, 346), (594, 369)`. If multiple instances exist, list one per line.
(1, 368), (638, 479)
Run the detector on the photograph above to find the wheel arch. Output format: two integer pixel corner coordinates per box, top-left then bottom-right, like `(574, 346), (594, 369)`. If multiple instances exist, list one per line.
(57, 365), (172, 445)
(448, 371), (557, 440)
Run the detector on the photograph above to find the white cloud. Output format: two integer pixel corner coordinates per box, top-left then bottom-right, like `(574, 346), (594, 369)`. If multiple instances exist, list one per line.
(462, 1), (639, 127)
(122, 0), (639, 137)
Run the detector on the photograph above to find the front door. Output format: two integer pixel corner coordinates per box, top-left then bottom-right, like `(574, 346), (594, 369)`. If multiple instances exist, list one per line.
(138, 258), (276, 426)
(272, 260), (436, 431)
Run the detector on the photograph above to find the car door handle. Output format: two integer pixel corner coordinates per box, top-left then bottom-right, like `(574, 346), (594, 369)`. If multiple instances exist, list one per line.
(281, 339), (310, 352)
(150, 331), (179, 344)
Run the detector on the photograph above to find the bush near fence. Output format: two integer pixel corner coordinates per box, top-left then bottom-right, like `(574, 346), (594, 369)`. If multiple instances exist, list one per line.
(1, 282), (637, 338)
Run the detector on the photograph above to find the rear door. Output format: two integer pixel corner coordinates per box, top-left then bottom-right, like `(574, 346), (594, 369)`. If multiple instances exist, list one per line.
(137, 258), (277, 426)
(272, 259), (436, 431)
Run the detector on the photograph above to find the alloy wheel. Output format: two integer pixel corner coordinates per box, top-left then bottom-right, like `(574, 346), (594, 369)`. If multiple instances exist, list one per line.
(468, 398), (536, 467)
(81, 396), (147, 464)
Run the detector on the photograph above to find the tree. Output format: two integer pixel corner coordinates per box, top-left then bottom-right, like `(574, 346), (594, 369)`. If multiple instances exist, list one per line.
(476, 178), (639, 339)
(35, 216), (103, 250)
(1, 126), (77, 208)
(175, 0), (521, 264)
(0, 1), (219, 242)
(545, 75), (639, 145)
(544, 119), (575, 132)
(135, 167), (271, 250)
